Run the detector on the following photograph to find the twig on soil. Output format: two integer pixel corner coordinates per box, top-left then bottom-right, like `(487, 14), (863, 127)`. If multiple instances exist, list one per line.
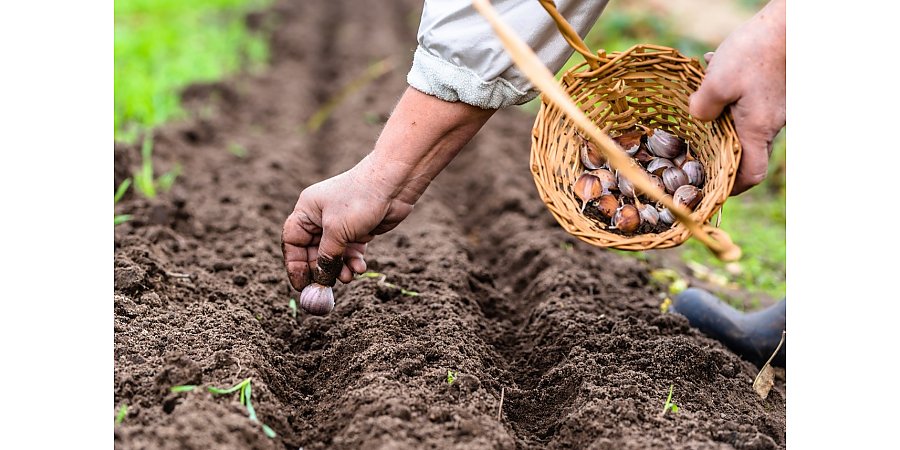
(164, 271), (194, 279)
(497, 387), (505, 421)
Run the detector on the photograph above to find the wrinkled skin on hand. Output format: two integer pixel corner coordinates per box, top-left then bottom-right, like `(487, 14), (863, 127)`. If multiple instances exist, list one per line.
(281, 159), (415, 291)
(689, 0), (786, 196)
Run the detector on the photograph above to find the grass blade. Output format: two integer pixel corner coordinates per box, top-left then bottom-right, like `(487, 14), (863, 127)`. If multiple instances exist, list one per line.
(114, 178), (132, 203)
(170, 385), (197, 393)
(262, 423), (277, 438)
(289, 298), (297, 318)
(244, 383), (258, 422)
(208, 378), (248, 395)
(114, 214), (134, 226)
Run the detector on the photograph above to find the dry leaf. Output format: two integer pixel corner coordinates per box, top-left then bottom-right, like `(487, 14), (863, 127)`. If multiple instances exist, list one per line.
(753, 364), (775, 399)
(751, 331), (786, 400)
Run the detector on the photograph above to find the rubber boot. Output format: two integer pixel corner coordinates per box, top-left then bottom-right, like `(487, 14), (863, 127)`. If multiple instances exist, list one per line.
(672, 288), (785, 368)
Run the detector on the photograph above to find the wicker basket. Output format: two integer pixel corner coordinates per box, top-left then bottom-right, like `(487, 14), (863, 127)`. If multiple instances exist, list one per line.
(474, 0), (742, 261)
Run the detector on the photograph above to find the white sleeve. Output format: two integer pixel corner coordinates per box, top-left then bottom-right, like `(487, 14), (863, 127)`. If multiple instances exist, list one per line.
(407, 0), (609, 109)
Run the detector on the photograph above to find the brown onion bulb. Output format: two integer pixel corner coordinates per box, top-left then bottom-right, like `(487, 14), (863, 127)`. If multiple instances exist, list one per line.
(574, 173), (603, 212)
(299, 283), (335, 316)
(647, 158), (675, 176)
(595, 194), (618, 219)
(674, 184), (703, 210)
(588, 168), (617, 194)
(612, 204), (640, 234)
(662, 167), (690, 194)
(682, 160), (705, 187)
(580, 139), (607, 170)
(647, 129), (686, 159)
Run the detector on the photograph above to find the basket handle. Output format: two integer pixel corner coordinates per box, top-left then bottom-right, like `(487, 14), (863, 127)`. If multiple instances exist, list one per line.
(537, 0), (602, 69)
(472, 0), (741, 262)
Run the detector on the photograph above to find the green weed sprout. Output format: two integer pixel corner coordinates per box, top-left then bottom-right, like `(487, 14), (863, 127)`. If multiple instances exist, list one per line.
(115, 404), (128, 425)
(114, 178), (133, 226)
(133, 134), (181, 199)
(228, 143), (248, 158)
(662, 384), (679, 415)
(208, 378), (277, 439)
(289, 298), (297, 318)
(170, 385), (197, 393)
(357, 271), (420, 297)
(447, 370), (458, 385)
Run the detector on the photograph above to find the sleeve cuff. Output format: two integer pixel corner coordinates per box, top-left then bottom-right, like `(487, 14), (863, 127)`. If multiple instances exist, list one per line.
(406, 46), (538, 109)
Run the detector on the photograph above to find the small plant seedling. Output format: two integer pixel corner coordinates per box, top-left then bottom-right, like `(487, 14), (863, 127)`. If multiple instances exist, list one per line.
(114, 178), (133, 226)
(115, 404), (128, 425)
(662, 384), (679, 415)
(170, 385), (197, 393)
(447, 370), (458, 385)
(289, 298), (297, 318)
(357, 271), (421, 297)
(659, 297), (672, 314)
(133, 134), (182, 199)
(227, 143), (248, 158)
(207, 378), (277, 439)
(560, 241), (574, 251)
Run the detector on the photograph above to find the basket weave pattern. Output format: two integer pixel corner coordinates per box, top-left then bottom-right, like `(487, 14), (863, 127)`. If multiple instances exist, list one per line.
(530, 45), (742, 250)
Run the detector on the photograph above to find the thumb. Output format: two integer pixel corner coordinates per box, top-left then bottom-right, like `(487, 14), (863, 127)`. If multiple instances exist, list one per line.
(314, 219), (349, 285)
(690, 68), (740, 122)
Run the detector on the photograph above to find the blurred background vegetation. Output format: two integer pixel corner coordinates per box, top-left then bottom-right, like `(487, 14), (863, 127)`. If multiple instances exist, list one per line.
(114, 0), (784, 307)
(114, 0), (271, 142)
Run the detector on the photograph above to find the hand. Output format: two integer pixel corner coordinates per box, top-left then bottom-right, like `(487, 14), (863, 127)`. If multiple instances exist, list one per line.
(281, 87), (495, 292)
(281, 158), (415, 290)
(689, 0), (785, 196)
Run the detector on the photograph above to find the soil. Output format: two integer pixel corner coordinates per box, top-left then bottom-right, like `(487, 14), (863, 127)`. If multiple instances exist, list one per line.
(113, 0), (786, 448)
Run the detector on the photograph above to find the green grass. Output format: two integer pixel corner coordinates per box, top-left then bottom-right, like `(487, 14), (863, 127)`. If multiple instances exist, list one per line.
(132, 134), (181, 198)
(171, 379), (276, 438)
(115, 0), (271, 142)
(678, 132), (786, 300)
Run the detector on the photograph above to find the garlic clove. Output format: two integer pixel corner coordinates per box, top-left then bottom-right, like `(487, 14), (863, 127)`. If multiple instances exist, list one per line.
(647, 129), (686, 159)
(659, 207), (676, 226)
(574, 173), (603, 212)
(633, 145), (654, 165)
(580, 139), (607, 170)
(616, 172), (637, 198)
(647, 157), (675, 176)
(682, 160), (705, 187)
(612, 204), (640, 234)
(638, 203), (659, 227)
(588, 168), (617, 194)
(299, 283), (335, 316)
(674, 184), (703, 211)
(662, 167), (690, 194)
(613, 130), (644, 155)
(595, 193), (618, 219)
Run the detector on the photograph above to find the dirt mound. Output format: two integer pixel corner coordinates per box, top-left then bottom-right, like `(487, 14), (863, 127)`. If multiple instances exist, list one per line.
(114, 0), (785, 448)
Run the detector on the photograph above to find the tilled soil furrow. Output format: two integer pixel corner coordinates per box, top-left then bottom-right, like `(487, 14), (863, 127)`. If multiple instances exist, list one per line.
(115, 0), (786, 449)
